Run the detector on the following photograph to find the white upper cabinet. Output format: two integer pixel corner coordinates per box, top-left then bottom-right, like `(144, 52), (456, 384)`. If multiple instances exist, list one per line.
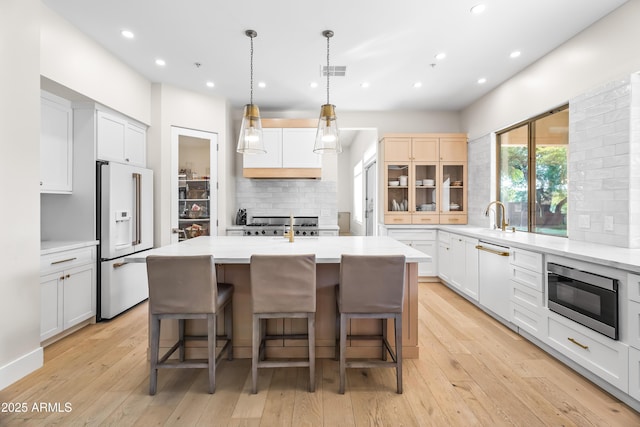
(40, 92), (73, 193)
(97, 110), (146, 167)
(282, 128), (321, 168)
(242, 128), (282, 168)
(243, 126), (321, 178)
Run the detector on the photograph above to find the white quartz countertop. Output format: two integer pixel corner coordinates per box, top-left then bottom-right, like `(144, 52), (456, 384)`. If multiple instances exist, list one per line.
(40, 240), (99, 255)
(124, 236), (429, 264)
(439, 225), (640, 273)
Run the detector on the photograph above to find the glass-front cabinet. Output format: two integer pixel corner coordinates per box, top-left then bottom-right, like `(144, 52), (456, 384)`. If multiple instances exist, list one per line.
(381, 133), (467, 225)
(439, 162), (467, 224)
(178, 175), (210, 240)
(384, 162), (440, 225)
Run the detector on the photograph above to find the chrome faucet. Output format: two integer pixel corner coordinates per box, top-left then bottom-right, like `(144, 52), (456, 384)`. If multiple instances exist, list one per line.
(483, 201), (510, 231)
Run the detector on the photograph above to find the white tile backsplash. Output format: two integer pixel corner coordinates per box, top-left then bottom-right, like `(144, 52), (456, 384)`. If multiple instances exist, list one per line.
(569, 75), (639, 248)
(235, 178), (337, 225)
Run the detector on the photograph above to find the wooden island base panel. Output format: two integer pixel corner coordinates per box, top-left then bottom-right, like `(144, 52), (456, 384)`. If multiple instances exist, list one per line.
(124, 236), (426, 360)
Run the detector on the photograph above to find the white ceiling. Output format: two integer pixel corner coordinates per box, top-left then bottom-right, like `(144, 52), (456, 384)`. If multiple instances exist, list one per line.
(42, 0), (627, 112)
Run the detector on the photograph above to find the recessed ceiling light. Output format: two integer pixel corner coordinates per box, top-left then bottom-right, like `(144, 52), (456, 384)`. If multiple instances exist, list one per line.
(121, 29), (134, 39)
(477, 77), (487, 84)
(206, 81), (214, 88)
(435, 52), (446, 60)
(510, 50), (521, 59)
(155, 58), (166, 67)
(258, 81), (266, 88)
(360, 82), (370, 89)
(470, 4), (486, 14)
(310, 82), (318, 88)
(413, 82), (423, 88)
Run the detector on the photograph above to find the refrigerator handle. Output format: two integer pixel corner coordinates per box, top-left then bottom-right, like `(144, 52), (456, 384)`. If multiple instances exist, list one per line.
(133, 173), (142, 245)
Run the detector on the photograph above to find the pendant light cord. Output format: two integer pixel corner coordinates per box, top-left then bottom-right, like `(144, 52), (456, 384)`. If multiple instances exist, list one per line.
(250, 34), (254, 105)
(326, 34), (330, 105)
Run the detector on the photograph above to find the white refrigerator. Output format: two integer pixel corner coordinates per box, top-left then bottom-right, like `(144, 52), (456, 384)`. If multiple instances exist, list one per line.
(97, 161), (153, 320)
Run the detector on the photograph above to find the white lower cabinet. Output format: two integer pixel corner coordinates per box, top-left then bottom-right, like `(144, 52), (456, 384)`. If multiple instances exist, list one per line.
(629, 300), (640, 350)
(449, 233), (478, 300)
(509, 248), (545, 339)
(630, 347), (640, 401)
(546, 312), (629, 392)
(437, 231), (451, 283)
(387, 229), (436, 277)
(40, 246), (96, 342)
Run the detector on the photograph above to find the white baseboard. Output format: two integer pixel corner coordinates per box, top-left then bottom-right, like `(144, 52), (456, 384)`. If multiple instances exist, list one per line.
(0, 347), (43, 391)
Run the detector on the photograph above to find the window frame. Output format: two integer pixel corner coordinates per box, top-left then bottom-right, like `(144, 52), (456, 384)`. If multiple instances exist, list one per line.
(495, 104), (569, 236)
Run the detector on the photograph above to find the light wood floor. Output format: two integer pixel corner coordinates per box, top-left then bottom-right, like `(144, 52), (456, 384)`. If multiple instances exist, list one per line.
(2, 281), (640, 426)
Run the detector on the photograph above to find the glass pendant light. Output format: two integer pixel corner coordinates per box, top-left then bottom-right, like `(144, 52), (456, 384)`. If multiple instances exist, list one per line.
(237, 30), (265, 154)
(314, 30), (342, 154)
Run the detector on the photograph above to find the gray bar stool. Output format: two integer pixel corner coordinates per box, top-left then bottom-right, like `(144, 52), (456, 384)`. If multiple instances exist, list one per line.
(336, 254), (406, 394)
(250, 254), (316, 394)
(146, 255), (233, 395)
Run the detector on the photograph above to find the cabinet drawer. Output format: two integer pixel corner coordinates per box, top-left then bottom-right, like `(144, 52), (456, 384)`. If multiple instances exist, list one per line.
(628, 300), (640, 350)
(411, 215), (438, 225)
(511, 279), (544, 309)
(41, 247), (95, 275)
(509, 264), (543, 292)
(509, 248), (543, 273)
(629, 273), (640, 303)
(437, 230), (450, 245)
(439, 214), (466, 224)
(511, 300), (546, 339)
(384, 214), (411, 225)
(387, 229), (436, 241)
(546, 313), (629, 391)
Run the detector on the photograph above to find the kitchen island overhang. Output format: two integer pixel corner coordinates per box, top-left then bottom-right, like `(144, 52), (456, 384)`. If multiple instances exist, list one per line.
(125, 236), (428, 359)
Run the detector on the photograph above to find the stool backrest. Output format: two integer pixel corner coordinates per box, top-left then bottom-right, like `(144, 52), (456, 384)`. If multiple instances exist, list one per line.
(146, 255), (217, 314)
(339, 255), (406, 313)
(250, 254), (316, 313)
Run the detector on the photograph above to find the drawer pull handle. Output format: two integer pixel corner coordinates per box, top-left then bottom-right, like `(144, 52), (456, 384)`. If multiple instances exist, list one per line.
(568, 337), (589, 350)
(113, 262), (129, 269)
(393, 218), (402, 222)
(51, 257), (77, 265)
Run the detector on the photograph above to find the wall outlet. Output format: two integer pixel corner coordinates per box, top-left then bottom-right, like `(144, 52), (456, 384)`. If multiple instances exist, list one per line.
(579, 215), (591, 229)
(604, 215), (614, 231)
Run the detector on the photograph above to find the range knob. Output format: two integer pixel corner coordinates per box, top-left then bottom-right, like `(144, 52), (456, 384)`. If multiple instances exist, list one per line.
(295, 230), (300, 235)
(254, 231), (259, 236)
(309, 231), (315, 236)
(302, 231), (307, 236)
(261, 230), (266, 235)
(273, 230), (278, 235)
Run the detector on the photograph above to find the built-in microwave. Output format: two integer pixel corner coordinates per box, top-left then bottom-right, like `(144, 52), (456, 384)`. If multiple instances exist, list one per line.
(547, 262), (618, 340)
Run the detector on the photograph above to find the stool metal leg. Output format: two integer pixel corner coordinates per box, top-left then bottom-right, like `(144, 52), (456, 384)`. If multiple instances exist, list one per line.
(149, 314), (161, 395)
(178, 319), (185, 362)
(251, 314), (260, 394)
(308, 314), (316, 392)
(225, 300), (233, 360)
(395, 313), (403, 394)
(207, 313), (216, 394)
(339, 313), (348, 394)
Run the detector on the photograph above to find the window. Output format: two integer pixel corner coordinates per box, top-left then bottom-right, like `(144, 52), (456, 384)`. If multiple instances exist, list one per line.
(353, 161), (363, 223)
(497, 106), (568, 237)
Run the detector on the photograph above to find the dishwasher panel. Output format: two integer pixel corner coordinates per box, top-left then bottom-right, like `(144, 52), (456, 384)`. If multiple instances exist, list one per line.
(477, 241), (511, 321)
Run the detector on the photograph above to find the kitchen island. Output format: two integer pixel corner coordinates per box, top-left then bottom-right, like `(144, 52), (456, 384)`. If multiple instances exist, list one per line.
(125, 236), (429, 359)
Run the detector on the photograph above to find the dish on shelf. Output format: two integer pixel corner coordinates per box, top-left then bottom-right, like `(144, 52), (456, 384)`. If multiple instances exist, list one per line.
(452, 180), (463, 186)
(389, 180), (400, 186)
(423, 179), (435, 186)
(416, 180), (423, 186)
(449, 203), (460, 210)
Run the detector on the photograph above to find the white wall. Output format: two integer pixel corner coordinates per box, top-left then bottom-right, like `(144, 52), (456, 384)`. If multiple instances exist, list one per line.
(39, 4), (151, 124)
(0, 0), (43, 390)
(148, 84), (229, 246)
(461, 1), (640, 140)
(461, 0), (640, 237)
(347, 130), (378, 236)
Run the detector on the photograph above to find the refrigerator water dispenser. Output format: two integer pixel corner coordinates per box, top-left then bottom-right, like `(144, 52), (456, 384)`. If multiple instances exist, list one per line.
(114, 210), (132, 250)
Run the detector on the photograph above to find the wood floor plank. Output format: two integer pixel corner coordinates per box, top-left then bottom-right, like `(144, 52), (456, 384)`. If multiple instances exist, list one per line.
(320, 359), (356, 426)
(1, 281), (639, 426)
